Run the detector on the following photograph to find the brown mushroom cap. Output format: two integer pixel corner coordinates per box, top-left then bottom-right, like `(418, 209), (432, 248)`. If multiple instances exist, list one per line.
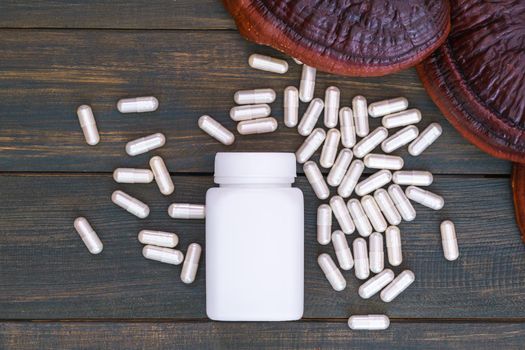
(223, 0), (451, 76)
(513, 164), (525, 243)
(418, 0), (525, 163)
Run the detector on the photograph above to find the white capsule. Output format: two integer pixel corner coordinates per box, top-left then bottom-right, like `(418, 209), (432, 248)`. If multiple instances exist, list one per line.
(284, 86), (299, 127)
(355, 170), (392, 197)
(198, 115), (235, 145)
(348, 315), (390, 330)
(353, 237), (370, 280)
(339, 107), (356, 148)
(393, 171), (433, 186)
(237, 117), (278, 135)
(358, 269), (394, 299)
(330, 196), (355, 234)
(374, 189), (402, 226)
(142, 245), (184, 265)
(138, 230), (178, 248)
(388, 184), (416, 222)
(229, 104), (271, 121)
(364, 154), (404, 170)
(248, 53), (289, 74)
(327, 149), (353, 187)
(76, 105), (100, 145)
(292, 57), (303, 65)
(181, 243), (202, 284)
(324, 86), (340, 128)
(440, 220), (459, 261)
(299, 64), (316, 102)
(408, 123), (442, 156)
(369, 232), (384, 273)
(385, 226), (402, 266)
(352, 95), (369, 137)
(150, 156), (174, 195)
(125, 133), (166, 156)
(111, 190), (150, 218)
(338, 160), (365, 198)
(117, 96), (159, 113)
(73, 217), (103, 254)
(318, 253), (346, 291)
(295, 128), (326, 164)
(317, 204), (332, 245)
(381, 125), (419, 153)
(298, 98), (324, 136)
(347, 199), (372, 237)
(405, 186), (444, 210)
(332, 230), (354, 270)
(361, 195), (387, 233)
(320, 129), (340, 168)
(304, 161), (329, 200)
(380, 270), (415, 302)
(368, 97), (409, 118)
(381, 108), (421, 129)
(113, 168), (154, 184)
(234, 88), (276, 105)
(353, 127), (388, 158)
(168, 203), (205, 219)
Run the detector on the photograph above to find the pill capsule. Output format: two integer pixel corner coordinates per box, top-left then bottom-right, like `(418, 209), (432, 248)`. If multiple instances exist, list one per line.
(358, 269), (394, 299)
(374, 189), (402, 226)
(150, 156), (174, 195)
(138, 230), (178, 248)
(338, 160), (365, 198)
(295, 128), (326, 163)
(361, 195), (387, 233)
(405, 186), (444, 210)
(318, 253), (346, 291)
(324, 86), (340, 128)
(353, 237), (370, 280)
(292, 57), (303, 65)
(381, 125), (419, 153)
(369, 232), (384, 273)
(353, 127), (388, 158)
(284, 86), (299, 127)
(364, 154), (404, 170)
(298, 98), (324, 136)
(181, 243), (202, 284)
(382, 108), (421, 129)
(198, 115), (235, 145)
(380, 270), (415, 302)
(332, 230), (354, 270)
(329, 196), (355, 234)
(385, 226), (402, 266)
(304, 161), (329, 200)
(368, 97), (409, 118)
(393, 170), (433, 186)
(408, 122), (442, 156)
(339, 107), (356, 148)
(142, 245), (184, 265)
(248, 53), (289, 74)
(111, 190), (150, 218)
(229, 104), (271, 121)
(353, 95), (369, 137)
(317, 204), (332, 245)
(74, 217), (103, 254)
(125, 133), (166, 156)
(237, 117), (278, 135)
(117, 96), (159, 113)
(327, 149), (353, 187)
(388, 184), (416, 221)
(234, 88), (276, 105)
(440, 220), (459, 261)
(76, 105), (100, 145)
(113, 168), (154, 183)
(320, 129), (340, 168)
(355, 170), (392, 197)
(168, 203), (205, 219)
(347, 199), (372, 237)
(348, 315), (390, 330)
(299, 64), (316, 102)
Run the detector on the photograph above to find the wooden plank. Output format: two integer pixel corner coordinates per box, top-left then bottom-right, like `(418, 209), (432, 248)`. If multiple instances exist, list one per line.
(0, 30), (510, 175)
(0, 174), (523, 319)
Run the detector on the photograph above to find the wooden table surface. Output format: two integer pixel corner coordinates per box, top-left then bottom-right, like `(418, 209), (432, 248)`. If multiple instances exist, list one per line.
(0, 1), (524, 349)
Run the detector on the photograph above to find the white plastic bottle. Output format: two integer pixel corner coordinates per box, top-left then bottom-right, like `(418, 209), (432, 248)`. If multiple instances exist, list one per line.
(206, 152), (304, 321)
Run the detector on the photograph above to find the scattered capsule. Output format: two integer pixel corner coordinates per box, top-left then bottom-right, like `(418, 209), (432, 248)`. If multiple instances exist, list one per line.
(76, 105), (100, 145)
(117, 96), (159, 113)
(304, 161), (329, 200)
(317, 204), (332, 245)
(364, 154), (404, 170)
(388, 184), (416, 221)
(142, 245), (184, 265)
(229, 104), (271, 121)
(299, 64), (316, 102)
(237, 117), (278, 135)
(361, 195), (388, 233)
(332, 230), (354, 270)
(353, 95), (369, 137)
(234, 88), (276, 105)
(327, 149), (353, 187)
(338, 160), (365, 198)
(168, 203), (205, 219)
(381, 125), (419, 153)
(380, 270), (415, 302)
(74, 217), (103, 254)
(355, 170), (392, 197)
(353, 127), (388, 158)
(181, 243), (202, 284)
(382, 109), (421, 129)
(111, 190), (150, 218)
(298, 98), (324, 136)
(292, 57), (303, 65)
(358, 269), (394, 299)
(295, 128), (326, 163)
(440, 220), (459, 261)
(405, 186), (444, 210)
(368, 97), (408, 118)
(125, 133), (166, 156)
(348, 315), (390, 330)
(385, 226), (402, 266)
(320, 129), (340, 168)
(113, 168), (154, 183)
(248, 53), (289, 74)
(198, 115), (235, 145)
(284, 86), (299, 127)
(150, 156), (174, 195)
(393, 171), (433, 186)
(330, 196), (355, 234)
(318, 253), (346, 291)
(347, 199), (372, 237)
(324, 86), (340, 128)
(374, 189), (402, 226)
(138, 230), (178, 248)
(339, 107), (356, 148)
(408, 123), (442, 156)
(369, 232), (385, 274)
(353, 237), (370, 280)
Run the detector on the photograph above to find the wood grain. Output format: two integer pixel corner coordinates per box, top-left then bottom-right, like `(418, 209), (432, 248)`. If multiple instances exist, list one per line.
(512, 163), (525, 243)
